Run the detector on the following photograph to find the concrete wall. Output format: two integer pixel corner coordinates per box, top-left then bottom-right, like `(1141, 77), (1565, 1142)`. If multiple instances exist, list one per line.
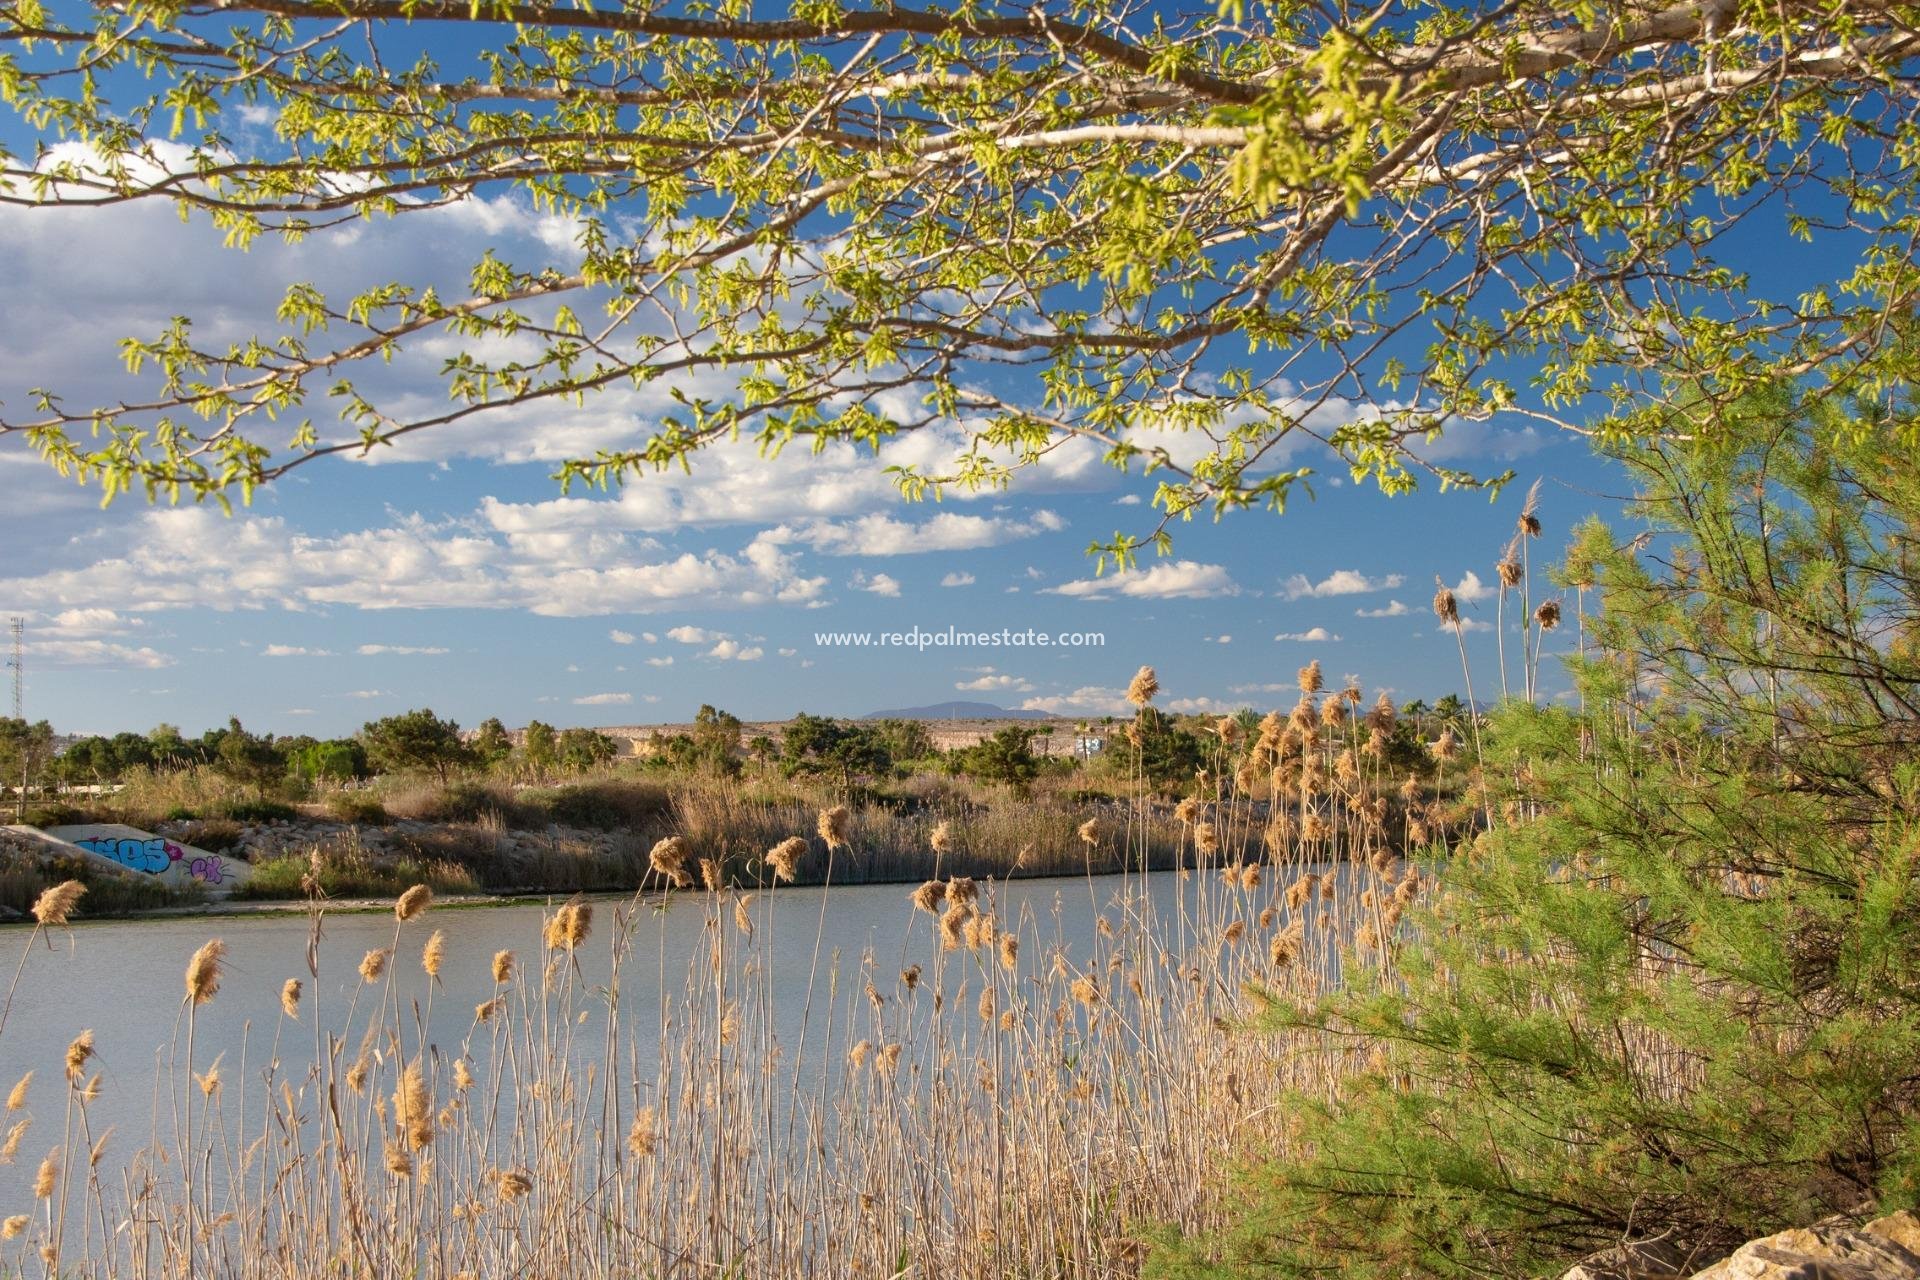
(42, 823), (249, 896)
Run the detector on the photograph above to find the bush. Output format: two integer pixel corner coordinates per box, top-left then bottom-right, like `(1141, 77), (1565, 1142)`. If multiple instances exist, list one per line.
(21, 804), (86, 828)
(324, 792), (390, 825)
(1160, 390), (1920, 1279)
(384, 779), (517, 824)
(525, 779), (672, 831)
(220, 799), (298, 823)
(0, 854), (205, 917)
(175, 819), (244, 853)
(230, 849), (482, 901)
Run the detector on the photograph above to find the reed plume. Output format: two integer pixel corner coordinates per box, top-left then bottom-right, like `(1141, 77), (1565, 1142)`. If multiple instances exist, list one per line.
(1126, 665), (1160, 706)
(280, 979), (302, 1019)
(492, 950), (514, 983)
(64, 1031), (93, 1084)
(766, 836), (807, 883)
(394, 1061), (432, 1150)
(6, 1073), (27, 1111)
(627, 1106), (657, 1157)
(184, 940), (226, 1005)
(394, 884), (432, 923)
(649, 835), (693, 889)
(818, 806), (852, 850)
(358, 948), (390, 982)
(544, 900), (592, 951)
(29, 881), (85, 928)
(422, 932), (447, 982)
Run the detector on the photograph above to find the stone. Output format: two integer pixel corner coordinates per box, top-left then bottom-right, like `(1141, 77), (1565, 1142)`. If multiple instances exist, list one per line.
(1561, 1236), (1703, 1280)
(1689, 1212), (1920, 1280)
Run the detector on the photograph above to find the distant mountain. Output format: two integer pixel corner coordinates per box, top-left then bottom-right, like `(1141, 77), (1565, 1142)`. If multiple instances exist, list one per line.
(863, 700), (1051, 721)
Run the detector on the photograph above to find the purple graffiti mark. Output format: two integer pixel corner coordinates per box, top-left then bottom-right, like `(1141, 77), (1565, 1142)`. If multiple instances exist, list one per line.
(167, 842), (185, 863)
(188, 856), (226, 886)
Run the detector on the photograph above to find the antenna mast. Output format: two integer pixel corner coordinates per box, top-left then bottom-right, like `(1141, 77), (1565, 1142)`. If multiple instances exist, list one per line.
(6, 617), (20, 720)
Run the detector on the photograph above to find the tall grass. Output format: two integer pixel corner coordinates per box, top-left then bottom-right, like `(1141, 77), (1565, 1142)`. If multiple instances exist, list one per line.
(0, 673), (1471, 1278)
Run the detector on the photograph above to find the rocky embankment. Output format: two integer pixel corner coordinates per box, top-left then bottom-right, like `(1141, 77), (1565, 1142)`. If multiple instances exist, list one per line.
(1566, 1210), (1920, 1280)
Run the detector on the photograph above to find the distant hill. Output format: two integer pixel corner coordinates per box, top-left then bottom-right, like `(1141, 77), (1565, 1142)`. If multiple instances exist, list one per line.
(863, 700), (1051, 721)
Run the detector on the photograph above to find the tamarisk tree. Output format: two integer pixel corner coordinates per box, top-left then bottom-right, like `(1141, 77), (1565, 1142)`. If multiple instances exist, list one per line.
(4, 0), (1920, 557)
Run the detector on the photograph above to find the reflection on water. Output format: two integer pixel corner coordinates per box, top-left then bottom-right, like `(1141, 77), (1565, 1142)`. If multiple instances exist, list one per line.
(0, 861), (1373, 1268)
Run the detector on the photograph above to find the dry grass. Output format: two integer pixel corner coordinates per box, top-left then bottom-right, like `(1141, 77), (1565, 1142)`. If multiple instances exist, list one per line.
(0, 676), (1471, 1280)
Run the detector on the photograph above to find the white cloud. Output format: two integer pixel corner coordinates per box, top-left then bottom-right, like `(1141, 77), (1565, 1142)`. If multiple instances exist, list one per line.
(573, 692), (632, 706)
(1281, 569), (1404, 599)
(1447, 570), (1495, 603)
(777, 647), (797, 657)
(1356, 600), (1410, 618)
(356, 643), (449, 656)
(0, 608), (174, 670)
(642, 632), (658, 643)
(1274, 627), (1339, 642)
(940, 571), (976, 587)
(608, 629), (636, 645)
(759, 510), (1064, 557)
(285, 707), (315, 716)
(956, 674), (1034, 693)
(0, 508), (829, 620)
(1045, 560), (1238, 600)
(1019, 686), (1134, 716)
(1207, 635), (1232, 644)
(1168, 696), (1237, 714)
(341, 689), (388, 699)
(1114, 494), (1143, 506)
(263, 644), (333, 657)
(645, 656), (674, 667)
(704, 639), (764, 661)
(666, 626), (717, 643)
(26, 639), (174, 670)
(851, 570), (902, 598)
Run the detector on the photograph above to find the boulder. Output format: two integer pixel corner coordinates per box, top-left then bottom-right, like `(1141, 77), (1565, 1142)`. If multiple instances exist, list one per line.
(1562, 1236), (1708, 1280)
(1689, 1212), (1920, 1280)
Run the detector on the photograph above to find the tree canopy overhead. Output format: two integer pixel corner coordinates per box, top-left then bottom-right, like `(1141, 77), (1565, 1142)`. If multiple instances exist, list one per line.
(4, 0), (1919, 557)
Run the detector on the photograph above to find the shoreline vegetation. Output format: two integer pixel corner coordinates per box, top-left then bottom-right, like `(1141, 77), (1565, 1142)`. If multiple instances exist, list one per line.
(0, 661), (1458, 1279)
(2, 698), (1473, 921)
(0, 393), (1915, 1278)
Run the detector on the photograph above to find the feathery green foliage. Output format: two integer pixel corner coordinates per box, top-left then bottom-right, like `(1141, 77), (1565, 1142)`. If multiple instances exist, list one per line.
(1157, 387), (1920, 1277)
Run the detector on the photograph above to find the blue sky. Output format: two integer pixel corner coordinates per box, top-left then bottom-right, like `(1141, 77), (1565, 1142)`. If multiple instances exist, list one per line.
(0, 132), (1629, 741)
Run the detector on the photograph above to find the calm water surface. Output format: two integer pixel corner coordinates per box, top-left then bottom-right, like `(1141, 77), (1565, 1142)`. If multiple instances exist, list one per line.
(0, 866), (1355, 1210)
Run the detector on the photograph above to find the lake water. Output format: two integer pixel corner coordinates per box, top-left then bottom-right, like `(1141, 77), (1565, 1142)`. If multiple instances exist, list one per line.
(0, 864), (1362, 1219)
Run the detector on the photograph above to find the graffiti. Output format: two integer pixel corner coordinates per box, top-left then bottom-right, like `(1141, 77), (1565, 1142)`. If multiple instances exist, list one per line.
(50, 825), (245, 892)
(76, 835), (183, 876)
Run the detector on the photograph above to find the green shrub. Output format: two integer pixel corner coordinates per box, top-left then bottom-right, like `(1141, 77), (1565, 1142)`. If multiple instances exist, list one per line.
(175, 818), (244, 853)
(230, 849), (482, 901)
(0, 854), (205, 917)
(385, 779), (516, 824)
(525, 779), (671, 831)
(21, 804), (86, 828)
(1156, 390), (1920, 1279)
(220, 799), (298, 823)
(324, 792), (390, 825)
